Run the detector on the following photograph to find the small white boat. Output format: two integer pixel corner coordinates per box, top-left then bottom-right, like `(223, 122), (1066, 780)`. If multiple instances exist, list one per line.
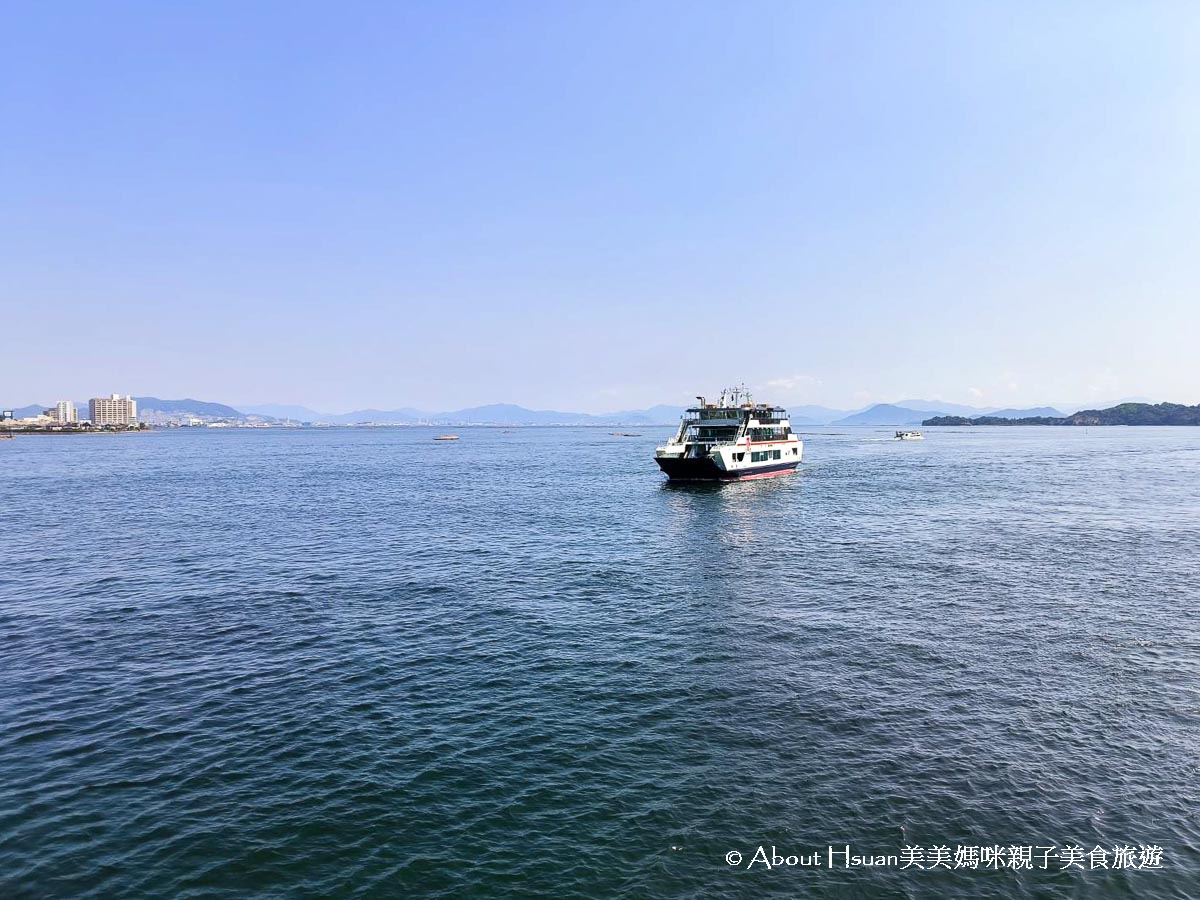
(895, 430), (924, 441)
(434, 434), (460, 441)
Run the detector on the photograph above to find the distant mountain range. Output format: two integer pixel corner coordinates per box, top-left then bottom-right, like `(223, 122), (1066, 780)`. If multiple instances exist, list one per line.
(829, 403), (1065, 426)
(893, 399), (1000, 416)
(9, 404), (47, 418)
(116, 398), (277, 426)
(8, 396), (1161, 427)
(924, 402), (1200, 427)
(833, 404), (929, 425)
(984, 406), (1064, 419)
(236, 399), (1069, 426)
(236, 402), (690, 426)
(7, 397), (276, 425)
(784, 405), (855, 425)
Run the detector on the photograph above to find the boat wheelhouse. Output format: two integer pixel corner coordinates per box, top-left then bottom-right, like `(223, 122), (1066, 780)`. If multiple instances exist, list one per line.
(654, 386), (803, 481)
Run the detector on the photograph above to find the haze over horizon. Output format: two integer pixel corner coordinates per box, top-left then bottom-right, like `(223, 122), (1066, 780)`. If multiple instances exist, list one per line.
(5, 2), (1199, 413)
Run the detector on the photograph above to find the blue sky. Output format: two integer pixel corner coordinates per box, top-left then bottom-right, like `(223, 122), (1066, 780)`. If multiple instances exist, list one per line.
(3, 1), (1198, 412)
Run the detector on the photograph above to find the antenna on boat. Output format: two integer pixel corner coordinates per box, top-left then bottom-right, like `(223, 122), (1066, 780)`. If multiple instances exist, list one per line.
(726, 382), (751, 407)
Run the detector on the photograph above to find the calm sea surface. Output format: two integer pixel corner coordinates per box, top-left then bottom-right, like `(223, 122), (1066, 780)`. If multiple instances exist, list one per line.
(3, 426), (1199, 898)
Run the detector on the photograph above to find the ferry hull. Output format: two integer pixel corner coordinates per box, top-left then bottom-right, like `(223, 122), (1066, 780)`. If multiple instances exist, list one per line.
(656, 457), (798, 482)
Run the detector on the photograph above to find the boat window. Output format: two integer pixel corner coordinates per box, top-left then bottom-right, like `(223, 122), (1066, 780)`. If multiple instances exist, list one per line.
(772, 450), (781, 460)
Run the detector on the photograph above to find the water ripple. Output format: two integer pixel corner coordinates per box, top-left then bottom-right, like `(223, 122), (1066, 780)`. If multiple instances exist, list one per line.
(2, 426), (1198, 897)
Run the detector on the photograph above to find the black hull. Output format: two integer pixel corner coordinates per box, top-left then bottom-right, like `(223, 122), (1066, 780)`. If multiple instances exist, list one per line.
(655, 456), (798, 481)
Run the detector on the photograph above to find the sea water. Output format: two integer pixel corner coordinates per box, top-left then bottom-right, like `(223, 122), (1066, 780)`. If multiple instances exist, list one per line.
(3, 426), (1198, 897)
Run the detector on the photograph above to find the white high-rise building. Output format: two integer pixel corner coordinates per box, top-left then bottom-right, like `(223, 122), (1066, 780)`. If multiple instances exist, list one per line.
(89, 394), (138, 426)
(54, 400), (78, 424)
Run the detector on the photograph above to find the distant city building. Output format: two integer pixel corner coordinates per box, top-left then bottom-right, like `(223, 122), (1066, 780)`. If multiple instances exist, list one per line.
(14, 412), (55, 426)
(89, 394), (138, 427)
(53, 400), (78, 424)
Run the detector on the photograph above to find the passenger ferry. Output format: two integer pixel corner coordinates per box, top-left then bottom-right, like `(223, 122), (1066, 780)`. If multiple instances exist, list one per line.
(654, 386), (803, 481)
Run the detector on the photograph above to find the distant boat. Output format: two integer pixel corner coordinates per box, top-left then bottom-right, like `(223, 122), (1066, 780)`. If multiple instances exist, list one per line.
(895, 430), (924, 441)
(434, 434), (460, 441)
(610, 432), (641, 437)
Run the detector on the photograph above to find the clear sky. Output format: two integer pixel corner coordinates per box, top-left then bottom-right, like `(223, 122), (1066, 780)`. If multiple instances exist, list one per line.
(4, 1), (1199, 413)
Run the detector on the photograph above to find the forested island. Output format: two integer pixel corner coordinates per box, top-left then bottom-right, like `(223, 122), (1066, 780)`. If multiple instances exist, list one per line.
(924, 402), (1200, 426)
